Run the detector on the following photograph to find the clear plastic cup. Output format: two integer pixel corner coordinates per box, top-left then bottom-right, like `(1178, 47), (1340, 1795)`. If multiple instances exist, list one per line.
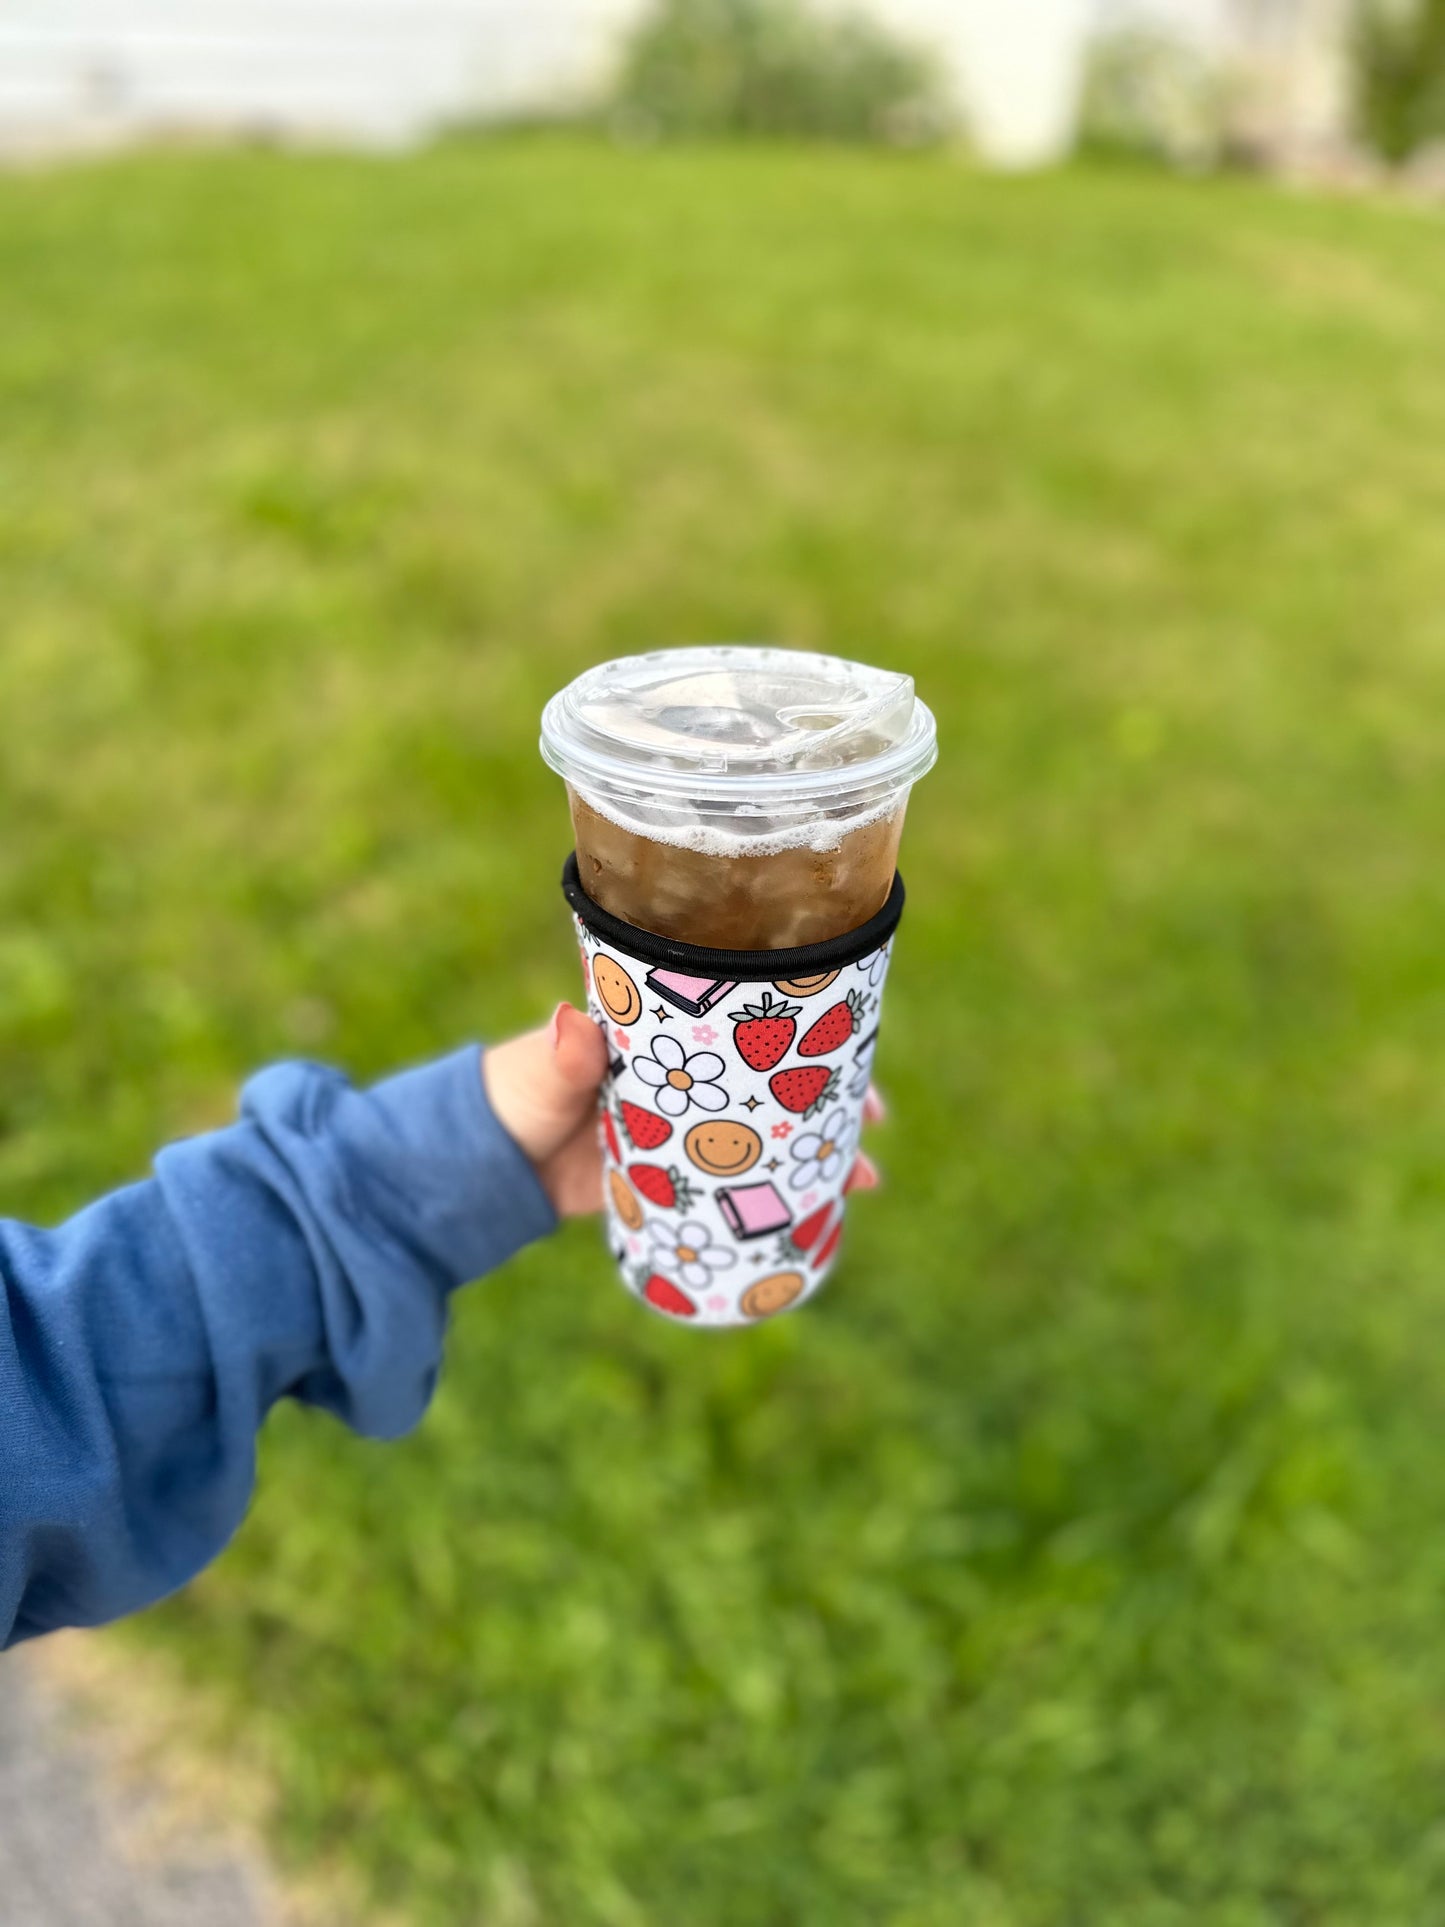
(541, 646), (937, 948)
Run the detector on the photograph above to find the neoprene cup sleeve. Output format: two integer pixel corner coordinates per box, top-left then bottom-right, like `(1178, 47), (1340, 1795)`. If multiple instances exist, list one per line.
(563, 855), (904, 1328)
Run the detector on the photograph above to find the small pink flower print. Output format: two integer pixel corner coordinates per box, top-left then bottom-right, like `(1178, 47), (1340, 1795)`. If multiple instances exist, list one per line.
(615, 1028), (631, 1050)
(707, 1293), (730, 1314)
(771, 1121), (793, 1140)
(692, 1023), (719, 1046)
(627, 1236), (642, 1257)
(802, 1191), (819, 1211)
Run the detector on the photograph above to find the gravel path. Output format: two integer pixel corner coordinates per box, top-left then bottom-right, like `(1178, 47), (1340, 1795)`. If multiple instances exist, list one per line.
(0, 1651), (277, 1926)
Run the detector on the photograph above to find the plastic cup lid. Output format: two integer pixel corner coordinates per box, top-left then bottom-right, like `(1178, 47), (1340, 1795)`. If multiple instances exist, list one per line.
(540, 646), (937, 812)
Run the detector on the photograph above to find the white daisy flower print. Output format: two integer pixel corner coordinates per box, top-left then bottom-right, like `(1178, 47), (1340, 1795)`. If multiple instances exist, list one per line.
(633, 1034), (729, 1117)
(788, 1105), (858, 1191)
(865, 943), (891, 990)
(647, 1218), (738, 1292)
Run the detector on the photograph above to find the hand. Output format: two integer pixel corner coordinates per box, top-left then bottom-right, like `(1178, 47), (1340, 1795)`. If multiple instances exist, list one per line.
(483, 1005), (612, 1219)
(483, 1004), (884, 1219)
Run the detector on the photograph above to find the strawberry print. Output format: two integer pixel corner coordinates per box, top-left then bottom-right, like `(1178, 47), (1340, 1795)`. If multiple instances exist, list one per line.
(777, 1199), (845, 1268)
(601, 1109), (622, 1165)
(730, 992), (800, 1072)
(798, 989), (866, 1058)
(769, 1064), (840, 1119)
(812, 1217), (844, 1270)
(629, 1163), (697, 1211)
(641, 1273), (698, 1319)
(789, 1201), (837, 1254)
(620, 1099), (673, 1151)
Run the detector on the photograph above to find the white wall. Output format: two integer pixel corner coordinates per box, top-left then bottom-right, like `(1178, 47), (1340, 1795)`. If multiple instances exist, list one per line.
(0, 0), (635, 151)
(858, 0), (1101, 166)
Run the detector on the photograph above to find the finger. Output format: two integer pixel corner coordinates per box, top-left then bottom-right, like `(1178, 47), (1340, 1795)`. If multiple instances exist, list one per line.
(540, 1120), (606, 1219)
(483, 1004), (608, 1165)
(863, 1084), (887, 1125)
(844, 1153), (880, 1194)
(551, 1001), (610, 1093)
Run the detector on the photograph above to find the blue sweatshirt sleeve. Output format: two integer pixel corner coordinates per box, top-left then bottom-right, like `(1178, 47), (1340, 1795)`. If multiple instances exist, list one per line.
(0, 1045), (556, 1650)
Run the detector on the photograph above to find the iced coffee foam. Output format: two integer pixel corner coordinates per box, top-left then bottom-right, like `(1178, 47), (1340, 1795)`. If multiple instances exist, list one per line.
(568, 787), (903, 858)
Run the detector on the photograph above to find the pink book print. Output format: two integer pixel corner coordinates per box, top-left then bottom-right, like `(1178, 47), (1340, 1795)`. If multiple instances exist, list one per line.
(716, 1180), (793, 1241)
(645, 968), (738, 1018)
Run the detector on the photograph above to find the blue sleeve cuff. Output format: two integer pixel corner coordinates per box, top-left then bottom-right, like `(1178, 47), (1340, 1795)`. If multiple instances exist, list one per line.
(357, 1043), (559, 1289)
(157, 1044), (560, 1445)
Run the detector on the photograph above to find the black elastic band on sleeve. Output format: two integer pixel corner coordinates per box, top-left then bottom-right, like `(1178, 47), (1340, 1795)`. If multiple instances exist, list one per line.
(562, 852), (904, 981)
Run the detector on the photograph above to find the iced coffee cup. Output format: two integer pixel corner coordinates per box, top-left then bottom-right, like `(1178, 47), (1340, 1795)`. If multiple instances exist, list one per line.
(541, 646), (936, 1328)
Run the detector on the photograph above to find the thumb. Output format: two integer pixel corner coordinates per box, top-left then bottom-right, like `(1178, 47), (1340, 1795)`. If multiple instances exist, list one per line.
(483, 1004), (609, 1167)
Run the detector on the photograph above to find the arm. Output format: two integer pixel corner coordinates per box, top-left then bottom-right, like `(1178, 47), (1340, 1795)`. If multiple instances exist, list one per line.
(1, 1011), (608, 1650)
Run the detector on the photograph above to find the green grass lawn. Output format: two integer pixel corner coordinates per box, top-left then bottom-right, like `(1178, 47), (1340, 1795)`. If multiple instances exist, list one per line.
(6, 139), (1445, 1924)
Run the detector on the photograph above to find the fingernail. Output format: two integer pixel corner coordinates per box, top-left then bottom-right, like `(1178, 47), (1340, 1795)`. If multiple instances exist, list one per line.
(550, 1002), (568, 1051)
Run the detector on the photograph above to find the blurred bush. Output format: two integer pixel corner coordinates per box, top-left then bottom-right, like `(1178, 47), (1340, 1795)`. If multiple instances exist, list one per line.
(1355, 0), (1445, 159)
(610, 0), (953, 144)
(1078, 27), (1227, 170)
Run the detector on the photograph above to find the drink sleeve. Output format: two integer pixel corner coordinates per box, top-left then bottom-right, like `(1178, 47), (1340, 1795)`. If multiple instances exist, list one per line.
(562, 854), (904, 1328)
